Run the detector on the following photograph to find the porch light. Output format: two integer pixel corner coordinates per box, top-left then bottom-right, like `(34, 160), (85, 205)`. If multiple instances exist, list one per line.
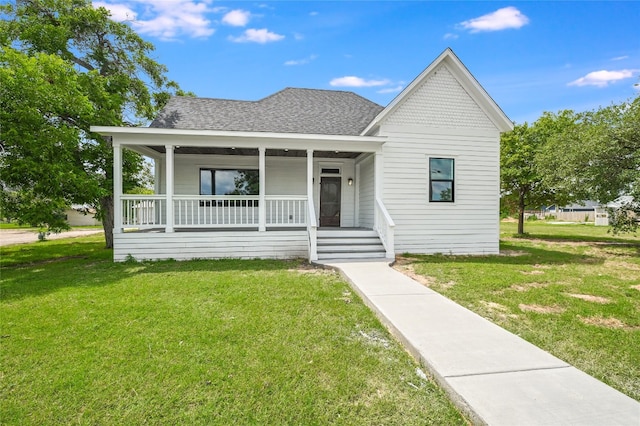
(348, 178), (353, 186)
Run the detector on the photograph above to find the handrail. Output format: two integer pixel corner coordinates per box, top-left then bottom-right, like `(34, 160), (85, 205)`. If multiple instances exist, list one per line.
(376, 197), (396, 228)
(307, 197), (318, 261)
(375, 197), (395, 259)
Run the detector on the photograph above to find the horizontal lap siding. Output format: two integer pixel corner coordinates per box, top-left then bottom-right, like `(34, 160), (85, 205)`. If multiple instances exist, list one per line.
(380, 126), (500, 255)
(114, 231), (307, 261)
(171, 155), (308, 196)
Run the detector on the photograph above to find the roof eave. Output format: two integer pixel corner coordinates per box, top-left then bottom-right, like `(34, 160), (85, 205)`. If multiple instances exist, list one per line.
(90, 126), (387, 153)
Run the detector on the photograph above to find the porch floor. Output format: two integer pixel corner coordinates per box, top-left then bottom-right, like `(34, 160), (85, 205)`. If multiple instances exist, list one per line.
(123, 227), (372, 233)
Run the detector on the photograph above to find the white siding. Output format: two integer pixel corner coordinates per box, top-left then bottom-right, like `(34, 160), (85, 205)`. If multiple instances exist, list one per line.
(114, 230), (307, 261)
(378, 125), (500, 255)
(357, 154), (374, 228)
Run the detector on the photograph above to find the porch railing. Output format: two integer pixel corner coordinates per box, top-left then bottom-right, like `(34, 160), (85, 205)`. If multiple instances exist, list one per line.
(266, 196), (308, 226)
(121, 195), (167, 228)
(374, 197), (395, 258)
(174, 195), (259, 227)
(120, 195), (308, 229)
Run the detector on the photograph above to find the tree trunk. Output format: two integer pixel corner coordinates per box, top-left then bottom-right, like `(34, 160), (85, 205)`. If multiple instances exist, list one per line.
(100, 195), (114, 249)
(518, 190), (526, 235)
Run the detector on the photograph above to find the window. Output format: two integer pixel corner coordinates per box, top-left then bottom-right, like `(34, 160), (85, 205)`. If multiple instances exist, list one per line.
(200, 169), (259, 206)
(429, 158), (454, 202)
(200, 169), (259, 195)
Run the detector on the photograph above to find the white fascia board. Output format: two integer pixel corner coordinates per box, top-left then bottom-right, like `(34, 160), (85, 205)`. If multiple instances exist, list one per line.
(90, 126), (386, 153)
(126, 145), (164, 159)
(361, 48), (513, 135)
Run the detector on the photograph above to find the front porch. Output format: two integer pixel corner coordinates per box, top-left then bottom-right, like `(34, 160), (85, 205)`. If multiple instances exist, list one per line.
(97, 126), (395, 261)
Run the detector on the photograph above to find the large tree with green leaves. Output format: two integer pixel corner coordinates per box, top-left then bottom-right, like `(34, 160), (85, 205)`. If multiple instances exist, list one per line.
(0, 0), (188, 247)
(500, 110), (579, 234)
(538, 96), (640, 233)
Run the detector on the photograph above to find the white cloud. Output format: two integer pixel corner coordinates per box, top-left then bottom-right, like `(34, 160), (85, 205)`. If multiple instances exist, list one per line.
(611, 55), (629, 61)
(459, 6), (529, 33)
(284, 55), (318, 66)
(229, 28), (285, 43)
(330, 76), (390, 87)
(443, 33), (459, 40)
(94, 1), (137, 21)
(377, 85), (404, 94)
(222, 9), (250, 27)
(568, 69), (638, 87)
(310, 11), (319, 16)
(94, 1), (215, 40)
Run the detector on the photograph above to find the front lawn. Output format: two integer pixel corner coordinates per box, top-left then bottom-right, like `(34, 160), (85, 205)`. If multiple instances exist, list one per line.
(398, 221), (640, 401)
(0, 237), (463, 425)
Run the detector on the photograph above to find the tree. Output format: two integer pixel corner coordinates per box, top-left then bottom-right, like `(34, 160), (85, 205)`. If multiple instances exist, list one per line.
(0, 47), (95, 232)
(539, 97), (640, 233)
(0, 0), (188, 247)
(500, 111), (578, 234)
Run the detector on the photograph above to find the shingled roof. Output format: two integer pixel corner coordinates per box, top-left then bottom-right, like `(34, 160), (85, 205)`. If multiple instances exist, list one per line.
(150, 88), (385, 136)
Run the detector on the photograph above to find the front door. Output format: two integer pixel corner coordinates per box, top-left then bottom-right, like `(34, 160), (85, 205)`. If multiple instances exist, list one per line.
(320, 177), (341, 227)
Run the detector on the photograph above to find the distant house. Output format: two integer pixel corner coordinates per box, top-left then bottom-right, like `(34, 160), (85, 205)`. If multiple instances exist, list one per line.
(595, 196), (635, 226)
(91, 48), (513, 262)
(544, 201), (599, 222)
(65, 204), (101, 227)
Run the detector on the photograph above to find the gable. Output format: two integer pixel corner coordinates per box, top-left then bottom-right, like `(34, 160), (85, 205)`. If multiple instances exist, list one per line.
(381, 64), (495, 130)
(363, 48), (513, 135)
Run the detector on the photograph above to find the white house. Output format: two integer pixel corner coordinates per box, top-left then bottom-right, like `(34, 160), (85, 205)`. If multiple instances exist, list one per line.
(91, 48), (513, 262)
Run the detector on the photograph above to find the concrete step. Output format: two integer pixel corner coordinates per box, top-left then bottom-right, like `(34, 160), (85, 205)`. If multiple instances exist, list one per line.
(316, 229), (378, 238)
(317, 237), (381, 245)
(317, 251), (387, 260)
(315, 228), (386, 260)
(317, 244), (386, 253)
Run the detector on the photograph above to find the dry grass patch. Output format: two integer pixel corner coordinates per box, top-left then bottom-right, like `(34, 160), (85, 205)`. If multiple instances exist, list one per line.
(565, 293), (612, 304)
(578, 316), (629, 329)
(499, 249), (527, 256)
(480, 301), (518, 320)
(521, 269), (545, 275)
(510, 282), (549, 292)
(518, 304), (566, 314)
(393, 259), (437, 288)
(631, 285), (640, 292)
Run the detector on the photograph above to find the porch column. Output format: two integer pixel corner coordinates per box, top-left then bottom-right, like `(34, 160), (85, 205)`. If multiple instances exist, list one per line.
(113, 140), (122, 234)
(307, 149), (317, 261)
(165, 145), (174, 233)
(354, 163), (361, 227)
(374, 150), (383, 225)
(307, 149), (314, 220)
(258, 147), (266, 232)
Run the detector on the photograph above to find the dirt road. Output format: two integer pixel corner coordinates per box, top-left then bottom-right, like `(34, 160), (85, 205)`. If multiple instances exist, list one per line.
(0, 229), (104, 247)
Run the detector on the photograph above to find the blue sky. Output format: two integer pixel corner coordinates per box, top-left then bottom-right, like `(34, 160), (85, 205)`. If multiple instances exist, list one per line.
(95, 1), (639, 124)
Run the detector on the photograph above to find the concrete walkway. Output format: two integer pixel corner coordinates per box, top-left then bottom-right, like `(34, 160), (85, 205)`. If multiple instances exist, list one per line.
(321, 260), (640, 425)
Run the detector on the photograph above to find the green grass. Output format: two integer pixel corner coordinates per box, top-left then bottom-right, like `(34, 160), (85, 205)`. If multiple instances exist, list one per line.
(0, 222), (35, 230)
(402, 221), (640, 401)
(0, 238), (464, 425)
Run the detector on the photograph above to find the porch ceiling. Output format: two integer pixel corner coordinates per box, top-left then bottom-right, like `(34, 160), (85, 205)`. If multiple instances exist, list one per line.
(146, 146), (361, 159)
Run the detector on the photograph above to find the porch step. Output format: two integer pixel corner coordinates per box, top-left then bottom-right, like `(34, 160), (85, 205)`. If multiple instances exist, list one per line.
(317, 229), (378, 238)
(316, 229), (386, 260)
